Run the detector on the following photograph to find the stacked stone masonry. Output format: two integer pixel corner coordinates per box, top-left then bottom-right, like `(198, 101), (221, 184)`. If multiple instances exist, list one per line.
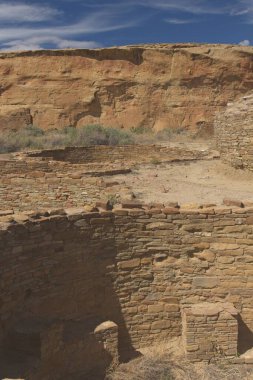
(182, 302), (238, 362)
(0, 145), (208, 211)
(215, 93), (253, 170)
(1, 203), (253, 378)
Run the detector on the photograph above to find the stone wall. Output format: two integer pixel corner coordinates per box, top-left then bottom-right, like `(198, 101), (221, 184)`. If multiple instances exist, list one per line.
(215, 93), (253, 170)
(182, 302), (238, 362)
(25, 145), (204, 164)
(0, 145), (206, 211)
(1, 203), (253, 378)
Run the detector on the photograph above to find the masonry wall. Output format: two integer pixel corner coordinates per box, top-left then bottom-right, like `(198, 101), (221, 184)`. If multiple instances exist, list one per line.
(0, 145), (205, 211)
(215, 94), (253, 170)
(26, 145), (202, 164)
(1, 204), (253, 379)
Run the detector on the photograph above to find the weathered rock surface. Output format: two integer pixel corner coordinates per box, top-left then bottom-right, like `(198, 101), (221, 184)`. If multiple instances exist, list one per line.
(1, 43), (253, 133)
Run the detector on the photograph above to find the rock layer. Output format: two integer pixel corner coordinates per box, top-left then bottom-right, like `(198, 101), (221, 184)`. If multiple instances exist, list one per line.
(1, 43), (253, 133)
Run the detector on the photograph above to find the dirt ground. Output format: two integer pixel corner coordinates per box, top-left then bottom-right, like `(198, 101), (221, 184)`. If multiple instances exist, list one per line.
(112, 142), (253, 206)
(111, 338), (253, 380)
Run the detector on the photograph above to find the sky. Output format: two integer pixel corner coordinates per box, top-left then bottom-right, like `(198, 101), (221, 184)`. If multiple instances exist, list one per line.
(0, 0), (253, 51)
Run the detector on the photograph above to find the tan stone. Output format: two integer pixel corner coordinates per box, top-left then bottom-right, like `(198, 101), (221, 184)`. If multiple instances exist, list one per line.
(148, 304), (164, 313)
(118, 259), (140, 269)
(192, 277), (219, 288)
(151, 320), (171, 329)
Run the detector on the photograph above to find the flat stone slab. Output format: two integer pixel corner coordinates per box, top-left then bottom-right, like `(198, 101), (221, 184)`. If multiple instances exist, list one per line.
(188, 302), (238, 317)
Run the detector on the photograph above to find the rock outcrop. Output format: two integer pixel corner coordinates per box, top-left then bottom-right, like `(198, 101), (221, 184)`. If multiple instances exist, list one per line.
(1, 43), (253, 133)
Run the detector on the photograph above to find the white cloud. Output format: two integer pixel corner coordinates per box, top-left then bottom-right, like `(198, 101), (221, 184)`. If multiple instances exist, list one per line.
(230, 0), (253, 22)
(239, 39), (250, 46)
(0, 7), (137, 50)
(0, 2), (61, 22)
(0, 10), (136, 40)
(165, 18), (196, 24)
(1, 36), (101, 51)
(129, 0), (228, 15)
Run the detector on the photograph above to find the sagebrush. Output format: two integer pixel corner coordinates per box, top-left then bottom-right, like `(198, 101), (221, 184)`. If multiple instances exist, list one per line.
(0, 124), (191, 153)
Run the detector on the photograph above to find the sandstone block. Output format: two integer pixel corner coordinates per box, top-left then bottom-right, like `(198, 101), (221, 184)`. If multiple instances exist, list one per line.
(95, 200), (113, 210)
(148, 304), (164, 313)
(223, 199), (244, 208)
(151, 320), (171, 330)
(118, 259), (140, 270)
(192, 277), (219, 288)
(121, 201), (143, 209)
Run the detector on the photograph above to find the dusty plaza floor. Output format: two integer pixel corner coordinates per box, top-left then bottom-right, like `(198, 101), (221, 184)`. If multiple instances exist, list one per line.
(1, 140), (253, 211)
(113, 158), (253, 206)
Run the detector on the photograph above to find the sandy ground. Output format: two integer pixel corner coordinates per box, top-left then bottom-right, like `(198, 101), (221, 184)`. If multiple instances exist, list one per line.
(112, 158), (253, 206)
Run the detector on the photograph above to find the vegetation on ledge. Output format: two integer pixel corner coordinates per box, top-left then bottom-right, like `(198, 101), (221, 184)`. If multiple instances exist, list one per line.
(0, 124), (187, 153)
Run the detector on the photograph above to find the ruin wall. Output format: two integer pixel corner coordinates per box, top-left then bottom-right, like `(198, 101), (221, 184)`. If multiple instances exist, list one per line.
(0, 145), (206, 211)
(215, 94), (253, 170)
(1, 204), (253, 378)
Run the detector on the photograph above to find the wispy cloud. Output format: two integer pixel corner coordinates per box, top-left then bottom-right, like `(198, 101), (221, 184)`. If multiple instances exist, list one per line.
(0, 2), (61, 22)
(2, 36), (101, 51)
(0, 0), (252, 51)
(0, 4), (137, 50)
(165, 18), (197, 24)
(128, 0), (228, 15)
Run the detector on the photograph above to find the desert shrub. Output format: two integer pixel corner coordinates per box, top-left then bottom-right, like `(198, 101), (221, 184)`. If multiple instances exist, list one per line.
(150, 157), (161, 165)
(23, 124), (45, 136)
(0, 123), (197, 154)
(156, 127), (185, 141)
(131, 125), (150, 135)
(0, 124), (135, 153)
(73, 125), (134, 146)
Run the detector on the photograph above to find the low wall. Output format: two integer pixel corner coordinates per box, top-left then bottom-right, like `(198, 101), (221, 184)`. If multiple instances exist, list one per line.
(26, 145), (204, 164)
(0, 145), (207, 211)
(1, 203), (253, 378)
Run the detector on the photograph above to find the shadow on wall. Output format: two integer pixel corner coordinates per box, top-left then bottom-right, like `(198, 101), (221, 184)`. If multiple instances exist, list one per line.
(237, 315), (253, 355)
(0, 217), (140, 380)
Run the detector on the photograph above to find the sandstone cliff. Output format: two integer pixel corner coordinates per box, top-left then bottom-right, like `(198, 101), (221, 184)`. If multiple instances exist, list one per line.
(1, 43), (253, 133)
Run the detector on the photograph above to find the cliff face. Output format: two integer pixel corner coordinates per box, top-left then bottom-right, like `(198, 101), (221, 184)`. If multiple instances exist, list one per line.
(1, 43), (253, 133)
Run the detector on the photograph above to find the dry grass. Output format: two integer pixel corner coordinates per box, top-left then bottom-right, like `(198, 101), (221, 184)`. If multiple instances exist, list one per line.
(0, 124), (193, 153)
(108, 341), (253, 380)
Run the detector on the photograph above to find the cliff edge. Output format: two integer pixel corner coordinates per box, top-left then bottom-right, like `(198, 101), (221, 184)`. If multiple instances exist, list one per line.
(0, 43), (253, 134)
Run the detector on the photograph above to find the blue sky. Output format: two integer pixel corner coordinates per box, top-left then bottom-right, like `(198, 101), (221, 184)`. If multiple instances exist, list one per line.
(0, 0), (252, 50)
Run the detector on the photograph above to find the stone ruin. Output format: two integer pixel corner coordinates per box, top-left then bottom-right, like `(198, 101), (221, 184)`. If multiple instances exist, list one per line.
(1, 145), (253, 379)
(1, 200), (253, 379)
(182, 302), (238, 362)
(215, 93), (253, 170)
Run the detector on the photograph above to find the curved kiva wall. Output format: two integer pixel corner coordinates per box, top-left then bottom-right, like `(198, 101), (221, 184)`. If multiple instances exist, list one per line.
(215, 94), (253, 170)
(1, 203), (253, 379)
